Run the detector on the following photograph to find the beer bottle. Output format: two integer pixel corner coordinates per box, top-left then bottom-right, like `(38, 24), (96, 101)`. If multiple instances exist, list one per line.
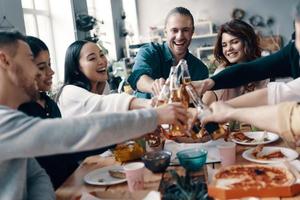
(185, 84), (227, 140)
(155, 79), (170, 107)
(168, 66), (185, 137)
(178, 59), (190, 108)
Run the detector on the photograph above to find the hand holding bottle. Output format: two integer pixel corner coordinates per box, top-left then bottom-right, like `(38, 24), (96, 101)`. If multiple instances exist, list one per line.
(155, 102), (187, 128)
(151, 78), (166, 96)
(200, 101), (234, 125)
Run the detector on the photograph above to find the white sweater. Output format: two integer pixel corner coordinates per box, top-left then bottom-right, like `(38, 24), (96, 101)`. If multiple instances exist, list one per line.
(58, 84), (134, 117)
(0, 106), (157, 200)
(268, 77), (300, 104)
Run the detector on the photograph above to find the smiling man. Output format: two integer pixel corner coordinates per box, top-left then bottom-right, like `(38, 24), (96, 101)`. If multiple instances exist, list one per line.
(128, 7), (208, 99)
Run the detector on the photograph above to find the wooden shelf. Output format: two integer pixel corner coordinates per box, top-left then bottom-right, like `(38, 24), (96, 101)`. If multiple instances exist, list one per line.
(192, 33), (217, 39)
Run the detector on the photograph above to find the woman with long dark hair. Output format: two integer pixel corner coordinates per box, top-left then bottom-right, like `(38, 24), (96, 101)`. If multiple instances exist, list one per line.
(58, 40), (152, 116)
(203, 19), (268, 104)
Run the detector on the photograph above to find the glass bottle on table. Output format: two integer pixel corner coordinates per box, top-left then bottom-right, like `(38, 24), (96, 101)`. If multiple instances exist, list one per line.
(185, 84), (228, 140)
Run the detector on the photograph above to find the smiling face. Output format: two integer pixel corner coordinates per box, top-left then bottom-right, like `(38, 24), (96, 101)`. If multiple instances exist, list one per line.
(165, 13), (194, 61)
(78, 42), (108, 84)
(221, 32), (247, 64)
(34, 50), (54, 92)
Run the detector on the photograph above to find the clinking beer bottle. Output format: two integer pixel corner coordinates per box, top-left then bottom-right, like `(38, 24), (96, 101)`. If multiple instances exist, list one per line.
(155, 79), (170, 107)
(168, 66), (185, 137)
(185, 84), (227, 140)
(178, 59), (190, 108)
(146, 77), (171, 148)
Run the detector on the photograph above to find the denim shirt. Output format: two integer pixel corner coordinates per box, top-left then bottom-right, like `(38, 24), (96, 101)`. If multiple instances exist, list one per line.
(128, 42), (208, 99)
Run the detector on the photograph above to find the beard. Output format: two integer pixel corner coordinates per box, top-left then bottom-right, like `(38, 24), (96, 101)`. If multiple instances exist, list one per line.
(15, 64), (40, 102)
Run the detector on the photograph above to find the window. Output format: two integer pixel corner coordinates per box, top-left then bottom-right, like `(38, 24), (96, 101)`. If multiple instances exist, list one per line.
(21, 0), (58, 83)
(21, 0), (76, 86)
(86, 0), (115, 60)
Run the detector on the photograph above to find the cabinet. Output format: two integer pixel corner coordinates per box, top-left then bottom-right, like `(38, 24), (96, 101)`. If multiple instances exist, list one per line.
(194, 33), (217, 60)
(192, 21), (218, 74)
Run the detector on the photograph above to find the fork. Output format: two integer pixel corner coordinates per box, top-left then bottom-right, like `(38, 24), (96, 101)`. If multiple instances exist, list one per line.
(262, 130), (268, 142)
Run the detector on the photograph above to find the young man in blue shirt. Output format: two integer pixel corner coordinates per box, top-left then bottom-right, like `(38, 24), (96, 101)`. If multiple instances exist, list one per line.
(128, 7), (208, 99)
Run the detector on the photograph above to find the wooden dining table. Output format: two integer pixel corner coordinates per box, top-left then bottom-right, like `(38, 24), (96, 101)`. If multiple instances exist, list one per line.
(55, 138), (300, 200)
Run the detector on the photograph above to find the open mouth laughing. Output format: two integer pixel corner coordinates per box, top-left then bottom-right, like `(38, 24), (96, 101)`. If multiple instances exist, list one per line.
(96, 67), (107, 74)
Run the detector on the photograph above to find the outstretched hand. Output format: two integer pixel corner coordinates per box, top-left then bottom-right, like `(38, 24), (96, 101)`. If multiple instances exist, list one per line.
(151, 78), (166, 96)
(155, 102), (187, 129)
(201, 101), (233, 125)
(191, 78), (215, 96)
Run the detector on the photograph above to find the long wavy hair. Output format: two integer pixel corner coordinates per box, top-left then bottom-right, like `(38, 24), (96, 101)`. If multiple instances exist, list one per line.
(214, 19), (261, 66)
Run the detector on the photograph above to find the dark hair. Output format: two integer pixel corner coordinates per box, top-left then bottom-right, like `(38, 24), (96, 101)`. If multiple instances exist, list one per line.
(164, 7), (194, 30)
(26, 36), (49, 58)
(64, 40), (91, 91)
(0, 30), (26, 56)
(214, 19), (261, 66)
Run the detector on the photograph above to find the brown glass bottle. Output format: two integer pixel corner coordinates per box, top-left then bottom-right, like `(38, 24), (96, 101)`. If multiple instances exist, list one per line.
(179, 60), (191, 108)
(185, 84), (227, 140)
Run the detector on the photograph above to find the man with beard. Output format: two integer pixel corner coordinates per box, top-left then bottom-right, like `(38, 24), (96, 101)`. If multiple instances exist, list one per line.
(0, 31), (187, 199)
(128, 7), (208, 99)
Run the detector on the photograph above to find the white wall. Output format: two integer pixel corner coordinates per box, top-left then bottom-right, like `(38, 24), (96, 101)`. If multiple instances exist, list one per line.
(136, 0), (298, 45)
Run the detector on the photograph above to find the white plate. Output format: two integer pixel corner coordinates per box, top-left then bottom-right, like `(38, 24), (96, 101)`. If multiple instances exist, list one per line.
(242, 146), (299, 164)
(231, 131), (279, 145)
(84, 165), (126, 186)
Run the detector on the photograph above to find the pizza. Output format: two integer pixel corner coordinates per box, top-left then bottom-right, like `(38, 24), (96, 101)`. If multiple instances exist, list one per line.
(108, 169), (126, 179)
(252, 145), (286, 160)
(231, 132), (254, 143)
(213, 164), (294, 190)
(231, 132), (270, 144)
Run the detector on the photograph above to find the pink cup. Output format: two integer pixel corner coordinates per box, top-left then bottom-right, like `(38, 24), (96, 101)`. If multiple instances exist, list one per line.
(217, 142), (236, 167)
(123, 162), (145, 192)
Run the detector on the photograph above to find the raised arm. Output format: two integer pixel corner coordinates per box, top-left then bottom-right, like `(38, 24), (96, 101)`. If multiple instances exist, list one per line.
(201, 101), (300, 145)
(211, 42), (296, 90)
(226, 88), (268, 108)
(0, 103), (187, 161)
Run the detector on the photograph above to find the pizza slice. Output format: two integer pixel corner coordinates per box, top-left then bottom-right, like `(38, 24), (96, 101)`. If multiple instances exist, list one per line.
(232, 132), (254, 143)
(251, 145), (286, 160)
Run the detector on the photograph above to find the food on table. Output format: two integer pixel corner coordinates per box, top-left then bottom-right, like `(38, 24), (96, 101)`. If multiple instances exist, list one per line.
(108, 169), (126, 179)
(251, 145), (286, 160)
(232, 132), (255, 142)
(231, 132), (270, 144)
(213, 164), (294, 189)
(252, 144), (264, 157)
(114, 141), (144, 162)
